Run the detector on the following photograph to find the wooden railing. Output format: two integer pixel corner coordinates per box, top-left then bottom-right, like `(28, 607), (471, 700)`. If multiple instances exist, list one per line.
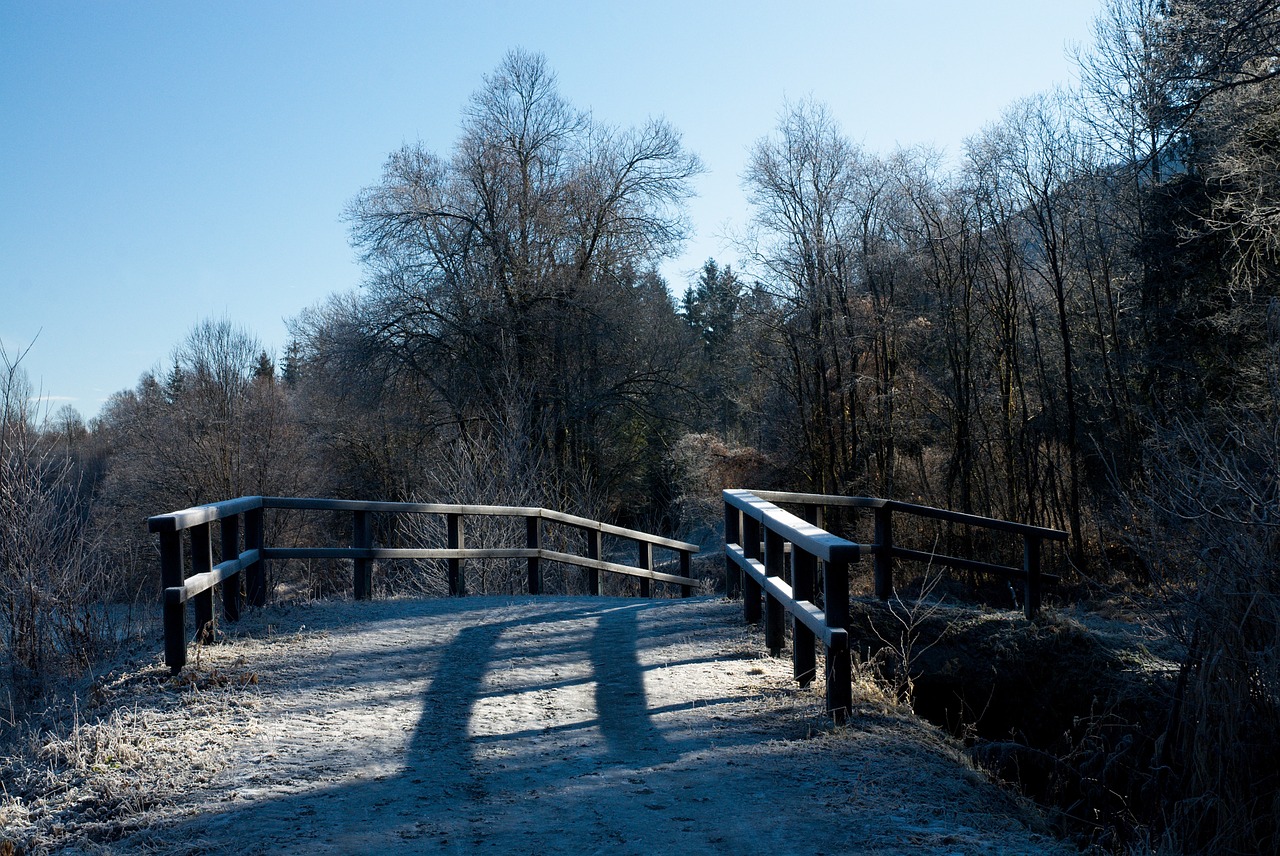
(148, 497), (700, 674)
(722, 489), (1068, 720)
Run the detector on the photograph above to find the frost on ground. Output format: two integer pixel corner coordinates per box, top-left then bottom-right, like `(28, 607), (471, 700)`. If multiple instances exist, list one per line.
(1, 596), (1069, 854)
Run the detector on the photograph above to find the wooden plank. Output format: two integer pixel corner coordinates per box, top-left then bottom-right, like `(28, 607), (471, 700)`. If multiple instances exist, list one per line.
(637, 540), (651, 598)
(191, 523), (215, 644)
(750, 489), (885, 510)
(541, 508), (700, 552)
(447, 512), (464, 596)
(885, 499), (1069, 540)
(724, 501), (742, 598)
(245, 507), (266, 607)
(825, 628), (852, 722)
(747, 489), (1067, 540)
(172, 557), (248, 602)
(538, 549), (698, 587)
(221, 514), (241, 622)
(792, 547), (817, 686)
(763, 528), (785, 655)
(874, 506), (894, 600)
(261, 547), (540, 561)
(722, 490), (864, 564)
(586, 529), (601, 595)
(823, 557), (850, 632)
(353, 510), (372, 600)
(159, 530), (185, 674)
(1024, 535), (1042, 619)
(258, 498), (700, 552)
(148, 496), (264, 533)
(526, 515), (541, 595)
(741, 513), (763, 624)
(726, 545), (840, 646)
(265, 545), (704, 587)
(888, 546), (1060, 584)
(266, 496), (544, 517)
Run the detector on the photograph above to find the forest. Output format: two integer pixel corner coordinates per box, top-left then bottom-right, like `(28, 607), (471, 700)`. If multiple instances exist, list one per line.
(3, 0), (1280, 851)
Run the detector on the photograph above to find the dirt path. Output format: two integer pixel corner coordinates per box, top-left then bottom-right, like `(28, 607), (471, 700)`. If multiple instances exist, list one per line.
(5, 596), (1069, 854)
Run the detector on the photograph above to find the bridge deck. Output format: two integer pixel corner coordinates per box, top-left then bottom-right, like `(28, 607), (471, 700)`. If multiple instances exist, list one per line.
(109, 596), (1065, 854)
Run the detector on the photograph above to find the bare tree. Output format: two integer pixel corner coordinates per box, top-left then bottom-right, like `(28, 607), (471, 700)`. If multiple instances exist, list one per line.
(1, 346), (113, 708)
(741, 99), (871, 493)
(1126, 337), (1280, 851)
(340, 50), (702, 520)
(96, 319), (315, 603)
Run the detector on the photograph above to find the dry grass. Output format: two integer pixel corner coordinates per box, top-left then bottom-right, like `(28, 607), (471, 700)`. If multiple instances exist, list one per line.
(0, 651), (259, 853)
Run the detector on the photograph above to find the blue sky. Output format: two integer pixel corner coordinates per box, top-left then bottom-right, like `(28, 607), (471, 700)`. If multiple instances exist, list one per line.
(1, 1), (1102, 420)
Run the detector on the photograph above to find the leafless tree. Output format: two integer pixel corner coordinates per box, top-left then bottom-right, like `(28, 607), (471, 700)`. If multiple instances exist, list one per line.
(1, 346), (114, 709)
(341, 50), (702, 521)
(1125, 321), (1280, 850)
(741, 99), (873, 493)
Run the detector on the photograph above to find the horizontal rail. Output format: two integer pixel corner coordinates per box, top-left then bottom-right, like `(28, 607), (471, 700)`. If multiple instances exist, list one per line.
(148, 496), (264, 532)
(538, 549), (697, 587)
(539, 508), (695, 552)
(726, 545), (840, 647)
(258, 546), (698, 588)
(262, 547), (541, 561)
(149, 497), (700, 554)
(749, 489), (1068, 540)
(889, 546), (1062, 584)
(164, 549), (259, 604)
(262, 497), (542, 517)
(722, 489), (863, 563)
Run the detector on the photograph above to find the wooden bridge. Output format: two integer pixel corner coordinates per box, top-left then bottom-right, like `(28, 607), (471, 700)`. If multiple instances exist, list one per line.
(149, 490), (1066, 723)
(133, 491), (1073, 851)
(104, 594), (1070, 853)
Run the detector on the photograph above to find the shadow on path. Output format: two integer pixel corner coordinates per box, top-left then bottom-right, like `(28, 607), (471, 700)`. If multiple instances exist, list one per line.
(134, 598), (781, 854)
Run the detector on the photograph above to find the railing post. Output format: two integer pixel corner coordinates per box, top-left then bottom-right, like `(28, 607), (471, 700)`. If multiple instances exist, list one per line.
(221, 513), (241, 623)
(763, 527), (785, 655)
(526, 515), (541, 595)
(245, 505), (266, 607)
(353, 510), (372, 600)
(724, 500), (742, 598)
(637, 540), (652, 598)
(447, 512), (464, 596)
(874, 505), (894, 600)
(824, 557), (852, 720)
(792, 547), (817, 687)
(1024, 535), (1042, 619)
(801, 502), (826, 608)
(191, 522), (215, 644)
(160, 530), (186, 674)
(586, 528), (601, 595)
(741, 514), (762, 623)
(679, 550), (692, 598)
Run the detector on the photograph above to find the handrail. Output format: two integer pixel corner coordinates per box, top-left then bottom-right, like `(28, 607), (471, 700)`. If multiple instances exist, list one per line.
(746, 489), (1069, 540)
(721, 489), (858, 720)
(722, 489), (1069, 721)
(722, 489), (868, 563)
(149, 496), (700, 675)
(738, 488), (1066, 602)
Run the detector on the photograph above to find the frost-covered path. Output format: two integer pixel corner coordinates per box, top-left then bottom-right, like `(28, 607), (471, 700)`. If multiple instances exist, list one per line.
(75, 596), (1065, 854)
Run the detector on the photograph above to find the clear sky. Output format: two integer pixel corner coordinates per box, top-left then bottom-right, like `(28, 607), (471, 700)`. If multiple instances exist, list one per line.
(1, 1), (1103, 420)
